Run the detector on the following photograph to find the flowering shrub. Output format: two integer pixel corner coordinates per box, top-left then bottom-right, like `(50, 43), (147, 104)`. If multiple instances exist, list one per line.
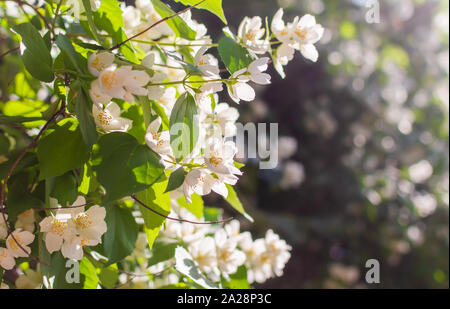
(0, 0), (324, 289)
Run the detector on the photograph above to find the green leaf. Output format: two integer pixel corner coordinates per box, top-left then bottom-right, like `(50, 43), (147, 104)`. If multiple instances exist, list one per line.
(104, 204), (139, 265)
(50, 252), (83, 289)
(136, 179), (171, 249)
(12, 23), (54, 82)
(7, 173), (44, 221)
(218, 36), (254, 74)
(99, 264), (119, 289)
(147, 238), (178, 266)
(221, 265), (250, 289)
(78, 163), (93, 195)
(151, 0), (197, 40)
(37, 119), (90, 180)
(94, 0), (138, 63)
(174, 246), (218, 289)
(224, 184), (254, 222)
(174, 0), (227, 24)
(177, 193), (204, 219)
(165, 167), (186, 192)
(95, 132), (165, 202)
(169, 92), (199, 162)
(48, 172), (78, 206)
(82, 0), (102, 43)
(74, 86), (98, 149)
(151, 100), (170, 130)
(80, 257), (99, 289)
(0, 115), (42, 124)
(55, 35), (85, 74)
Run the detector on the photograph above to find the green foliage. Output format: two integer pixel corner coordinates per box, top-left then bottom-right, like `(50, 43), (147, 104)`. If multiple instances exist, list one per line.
(48, 172), (78, 206)
(177, 193), (204, 219)
(94, 0), (138, 62)
(148, 238), (179, 266)
(218, 36), (253, 74)
(165, 167), (186, 192)
(136, 179), (171, 249)
(104, 203), (139, 265)
(94, 132), (165, 202)
(12, 23), (54, 82)
(37, 119), (90, 180)
(74, 86), (98, 149)
(6, 172), (44, 221)
(222, 266), (250, 289)
(169, 92), (199, 162)
(151, 0), (197, 40)
(173, 0), (227, 24)
(224, 184), (253, 222)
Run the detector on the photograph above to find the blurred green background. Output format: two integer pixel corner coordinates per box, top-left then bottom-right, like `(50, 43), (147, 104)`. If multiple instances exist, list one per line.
(196, 0), (449, 289)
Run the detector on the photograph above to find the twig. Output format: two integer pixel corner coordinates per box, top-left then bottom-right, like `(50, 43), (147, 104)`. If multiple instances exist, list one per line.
(0, 96), (71, 256)
(110, 0), (207, 51)
(130, 194), (233, 225)
(0, 46), (19, 58)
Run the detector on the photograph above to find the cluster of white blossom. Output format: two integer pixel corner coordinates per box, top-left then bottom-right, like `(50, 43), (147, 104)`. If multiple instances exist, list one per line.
(158, 205), (292, 285)
(1, 2), (322, 288)
(0, 213), (34, 270)
(39, 196), (107, 260)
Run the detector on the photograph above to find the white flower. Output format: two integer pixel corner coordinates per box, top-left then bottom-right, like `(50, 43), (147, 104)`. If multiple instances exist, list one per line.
(238, 16), (270, 54)
(6, 229), (34, 258)
(122, 6), (141, 30)
(180, 10), (208, 39)
(157, 87), (177, 114)
(293, 15), (324, 62)
(263, 229), (292, 277)
(93, 102), (132, 132)
(280, 161), (305, 190)
(67, 197), (107, 244)
(0, 247), (15, 270)
(120, 66), (151, 101)
(135, 0), (173, 38)
(88, 52), (115, 77)
(61, 233), (98, 261)
(278, 136), (298, 160)
(194, 46), (220, 77)
(98, 65), (128, 99)
(89, 79), (112, 106)
(188, 237), (218, 275)
(247, 57), (271, 85)
(271, 8), (298, 45)
(214, 229), (246, 280)
(39, 209), (73, 254)
(271, 9), (324, 62)
(273, 43), (295, 78)
(182, 168), (228, 203)
(148, 72), (168, 100)
(224, 219), (242, 240)
(214, 103), (239, 137)
(14, 209), (35, 233)
(66, 0), (100, 20)
(227, 69), (255, 103)
(145, 117), (172, 155)
(0, 213), (8, 240)
(204, 139), (242, 176)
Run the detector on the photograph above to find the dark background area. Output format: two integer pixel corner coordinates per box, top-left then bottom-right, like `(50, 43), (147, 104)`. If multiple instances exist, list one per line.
(193, 0), (449, 289)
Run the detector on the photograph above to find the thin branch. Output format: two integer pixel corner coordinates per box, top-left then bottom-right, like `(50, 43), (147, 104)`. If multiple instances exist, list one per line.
(0, 95), (71, 256)
(110, 0), (207, 51)
(14, 0), (53, 35)
(0, 46), (19, 58)
(130, 194), (233, 225)
(32, 202), (93, 211)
